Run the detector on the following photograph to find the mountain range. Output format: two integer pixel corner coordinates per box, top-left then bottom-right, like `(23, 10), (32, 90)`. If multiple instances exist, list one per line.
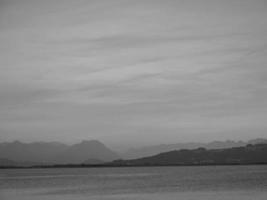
(1, 138), (266, 167)
(112, 143), (267, 166)
(0, 140), (119, 166)
(122, 139), (267, 159)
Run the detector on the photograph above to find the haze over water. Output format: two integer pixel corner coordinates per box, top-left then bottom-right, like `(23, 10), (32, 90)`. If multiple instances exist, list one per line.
(1, 165), (267, 200)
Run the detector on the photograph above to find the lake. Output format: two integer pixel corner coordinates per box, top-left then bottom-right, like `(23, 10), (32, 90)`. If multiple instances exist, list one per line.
(1, 165), (267, 200)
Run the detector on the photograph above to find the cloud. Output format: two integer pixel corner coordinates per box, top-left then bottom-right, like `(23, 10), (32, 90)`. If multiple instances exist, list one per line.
(0, 0), (267, 145)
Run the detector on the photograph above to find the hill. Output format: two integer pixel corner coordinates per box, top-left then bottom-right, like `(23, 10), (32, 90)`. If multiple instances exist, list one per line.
(122, 139), (266, 159)
(56, 140), (119, 164)
(112, 144), (267, 166)
(0, 140), (119, 166)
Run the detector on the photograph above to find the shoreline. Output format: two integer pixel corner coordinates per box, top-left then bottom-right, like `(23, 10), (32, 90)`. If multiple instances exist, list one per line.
(1, 162), (267, 169)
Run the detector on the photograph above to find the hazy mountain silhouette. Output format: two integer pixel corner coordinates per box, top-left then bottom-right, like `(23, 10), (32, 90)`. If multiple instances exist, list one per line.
(0, 158), (43, 167)
(112, 143), (267, 166)
(83, 158), (104, 165)
(0, 158), (19, 167)
(1, 138), (266, 166)
(123, 139), (266, 159)
(247, 138), (267, 145)
(0, 141), (68, 163)
(56, 140), (119, 164)
(0, 140), (119, 165)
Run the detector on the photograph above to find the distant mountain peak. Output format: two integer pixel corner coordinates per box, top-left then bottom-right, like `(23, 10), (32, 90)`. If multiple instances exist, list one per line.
(248, 138), (267, 144)
(0, 139), (119, 166)
(80, 140), (104, 145)
(12, 140), (23, 145)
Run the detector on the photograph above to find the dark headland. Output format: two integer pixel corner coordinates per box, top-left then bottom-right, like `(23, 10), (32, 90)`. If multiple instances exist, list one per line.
(1, 143), (267, 169)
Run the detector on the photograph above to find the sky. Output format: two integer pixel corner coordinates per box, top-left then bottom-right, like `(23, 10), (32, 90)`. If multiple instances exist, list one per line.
(0, 0), (267, 148)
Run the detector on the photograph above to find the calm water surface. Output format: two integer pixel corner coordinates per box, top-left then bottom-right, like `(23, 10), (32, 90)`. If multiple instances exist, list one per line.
(1, 165), (267, 200)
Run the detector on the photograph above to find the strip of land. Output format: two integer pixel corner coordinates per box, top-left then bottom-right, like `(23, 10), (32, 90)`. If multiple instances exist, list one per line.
(1, 143), (267, 169)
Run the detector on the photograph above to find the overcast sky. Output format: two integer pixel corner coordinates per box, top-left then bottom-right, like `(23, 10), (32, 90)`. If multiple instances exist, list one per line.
(0, 0), (267, 148)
